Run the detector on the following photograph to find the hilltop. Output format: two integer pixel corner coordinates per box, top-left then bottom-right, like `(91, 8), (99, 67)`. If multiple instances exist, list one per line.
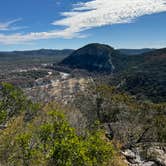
(59, 43), (119, 72)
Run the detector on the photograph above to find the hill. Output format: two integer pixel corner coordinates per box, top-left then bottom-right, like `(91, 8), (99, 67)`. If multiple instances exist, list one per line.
(111, 48), (166, 102)
(59, 43), (119, 72)
(57, 43), (166, 102)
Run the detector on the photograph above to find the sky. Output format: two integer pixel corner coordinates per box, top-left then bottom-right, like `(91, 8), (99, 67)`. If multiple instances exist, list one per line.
(0, 0), (166, 51)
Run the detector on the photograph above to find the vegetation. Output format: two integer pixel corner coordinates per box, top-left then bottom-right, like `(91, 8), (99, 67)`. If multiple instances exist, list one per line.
(111, 48), (166, 103)
(74, 84), (166, 146)
(0, 83), (125, 166)
(0, 49), (72, 84)
(0, 82), (39, 125)
(59, 43), (116, 72)
(118, 48), (155, 55)
(60, 44), (166, 103)
(0, 49), (69, 89)
(0, 44), (166, 165)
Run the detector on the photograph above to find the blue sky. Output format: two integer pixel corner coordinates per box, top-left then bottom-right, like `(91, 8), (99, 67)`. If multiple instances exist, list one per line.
(0, 0), (166, 51)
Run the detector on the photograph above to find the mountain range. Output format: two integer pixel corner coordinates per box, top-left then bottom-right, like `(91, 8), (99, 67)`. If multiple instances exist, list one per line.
(0, 49), (74, 57)
(0, 47), (154, 57)
(118, 48), (155, 55)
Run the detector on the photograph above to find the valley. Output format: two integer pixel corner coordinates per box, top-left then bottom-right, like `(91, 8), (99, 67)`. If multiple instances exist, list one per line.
(0, 43), (166, 166)
(0, 55), (91, 108)
(1, 1), (166, 165)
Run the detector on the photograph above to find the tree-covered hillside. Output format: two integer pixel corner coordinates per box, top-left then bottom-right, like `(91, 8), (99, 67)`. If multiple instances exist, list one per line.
(111, 48), (166, 102)
(0, 83), (125, 166)
(60, 43), (116, 72)
(1, 82), (166, 165)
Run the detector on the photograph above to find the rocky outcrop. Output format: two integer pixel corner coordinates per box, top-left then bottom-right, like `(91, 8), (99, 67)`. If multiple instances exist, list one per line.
(122, 144), (166, 166)
(147, 146), (166, 166)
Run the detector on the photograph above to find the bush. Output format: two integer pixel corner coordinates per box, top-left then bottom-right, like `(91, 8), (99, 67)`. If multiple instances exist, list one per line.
(0, 103), (120, 166)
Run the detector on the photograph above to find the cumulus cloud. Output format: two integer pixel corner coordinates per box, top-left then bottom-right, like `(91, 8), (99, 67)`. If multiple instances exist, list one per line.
(0, 0), (166, 44)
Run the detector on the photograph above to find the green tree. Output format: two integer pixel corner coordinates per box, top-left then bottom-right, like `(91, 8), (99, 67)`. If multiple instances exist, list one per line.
(37, 109), (115, 166)
(0, 83), (26, 123)
(0, 82), (39, 124)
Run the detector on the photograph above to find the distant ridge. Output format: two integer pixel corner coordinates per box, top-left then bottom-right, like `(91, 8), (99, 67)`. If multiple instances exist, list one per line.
(118, 48), (155, 55)
(0, 49), (74, 57)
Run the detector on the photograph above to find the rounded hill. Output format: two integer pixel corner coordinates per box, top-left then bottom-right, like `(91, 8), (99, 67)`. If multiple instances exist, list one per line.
(59, 43), (116, 72)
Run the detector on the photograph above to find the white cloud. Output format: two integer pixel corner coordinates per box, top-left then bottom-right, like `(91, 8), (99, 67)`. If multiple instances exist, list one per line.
(54, 0), (166, 34)
(0, 18), (24, 31)
(0, 0), (166, 44)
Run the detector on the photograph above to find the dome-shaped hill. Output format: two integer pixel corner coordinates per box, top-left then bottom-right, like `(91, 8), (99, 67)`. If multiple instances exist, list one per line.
(59, 43), (117, 72)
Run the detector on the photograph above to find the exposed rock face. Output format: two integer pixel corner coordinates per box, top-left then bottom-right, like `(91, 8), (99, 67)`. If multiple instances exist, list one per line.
(147, 146), (166, 166)
(59, 43), (116, 72)
(122, 144), (166, 166)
